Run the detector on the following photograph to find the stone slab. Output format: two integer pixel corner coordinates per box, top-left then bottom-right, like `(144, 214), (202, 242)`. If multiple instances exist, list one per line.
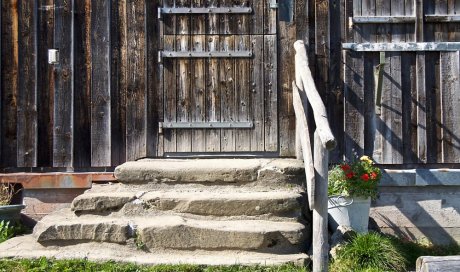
(370, 186), (460, 245)
(32, 210), (307, 253)
(114, 159), (304, 184)
(71, 192), (136, 212)
(134, 190), (303, 217)
(416, 256), (460, 272)
(136, 216), (307, 253)
(0, 235), (310, 266)
(416, 169), (460, 186)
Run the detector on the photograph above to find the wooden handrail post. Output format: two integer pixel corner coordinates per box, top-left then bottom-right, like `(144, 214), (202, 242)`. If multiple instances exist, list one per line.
(313, 130), (329, 272)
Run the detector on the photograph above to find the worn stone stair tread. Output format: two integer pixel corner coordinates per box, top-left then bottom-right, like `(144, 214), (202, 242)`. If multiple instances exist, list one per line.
(0, 235), (310, 266)
(33, 210), (307, 252)
(72, 188), (303, 217)
(114, 158), (304, 184)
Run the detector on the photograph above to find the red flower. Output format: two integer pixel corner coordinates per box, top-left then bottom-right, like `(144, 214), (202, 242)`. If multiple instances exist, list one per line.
(370, 172), (378, 180)
(341, 164), (351, 172)
(361, 173), (369, 181)
(346, 172), (354, 179)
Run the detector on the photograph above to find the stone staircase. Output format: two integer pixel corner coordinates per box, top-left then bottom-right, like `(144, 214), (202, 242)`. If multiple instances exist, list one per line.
(0, 159), (311, 266)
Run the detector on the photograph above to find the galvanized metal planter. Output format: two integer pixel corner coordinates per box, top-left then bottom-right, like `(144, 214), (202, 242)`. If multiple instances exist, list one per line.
(0, 204), (25, 223)
(328, 196), (371, 233)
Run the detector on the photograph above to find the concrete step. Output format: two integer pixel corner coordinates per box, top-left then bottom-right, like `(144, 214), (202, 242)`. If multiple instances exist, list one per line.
(114, 158), (305, 186)
(71, 184), (304, 219)
(0, 235), (310, 266)
(33, 210), (309, 254)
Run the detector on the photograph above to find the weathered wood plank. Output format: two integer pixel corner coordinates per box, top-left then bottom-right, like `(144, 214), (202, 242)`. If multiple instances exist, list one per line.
(53, 0), (73, 167)
(278, 20), (296, 156)
(352, 16), (416, 24)
(91, 0), (111, 166)
(126, 0), (147, 160)
(111, 0), (127, 164)
(440, 51), (460, 162)
(265, 0), (276, 35)
(425, 51), (442, 163)
(264, 35), (277, 151)
(381, 0), (403, 164)
(440, 0), (460, 162)
(343, 42), (460, 51)
(344, 50), (364, 160)
(1, 0), (18, 167)
(191, 0), (205, 152)
(250, 35), (264, 151)
(363, 53), (377, 157)
(163, 34), (177, 153)
(425, 15), (460, 22)
(203, 0), (220, 152)
(415, 0), (426, 163)
(401, 52), (418, 163)
(146, 0), (161, 156)
(220, 35), (236, 152)
(234, 0), (251, 152)
(235, 34), (251, 151)
(250, 0), (263, 34)
(17, 0), (37, 167)
(73, 0), (91, 167)
(219, 0), (235, 35)
(37, 0), (55, 167)
(328, 0), (345, 162)
(175, 0), (191, 152)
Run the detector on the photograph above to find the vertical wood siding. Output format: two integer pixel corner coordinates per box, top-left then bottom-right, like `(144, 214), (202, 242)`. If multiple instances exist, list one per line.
(1, 0), (460, 169)
(343, 0), (460, 164)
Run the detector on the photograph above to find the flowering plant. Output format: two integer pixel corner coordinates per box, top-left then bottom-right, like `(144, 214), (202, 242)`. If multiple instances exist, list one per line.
(328, 156), (382, 199)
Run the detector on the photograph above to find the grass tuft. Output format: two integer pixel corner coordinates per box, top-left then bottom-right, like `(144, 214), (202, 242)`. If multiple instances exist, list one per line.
(0, 258), (308, 272)
(330, 232), (406, 272)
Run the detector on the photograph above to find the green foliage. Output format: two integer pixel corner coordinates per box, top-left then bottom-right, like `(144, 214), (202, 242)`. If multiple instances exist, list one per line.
(0, 258), (308, 272)
(0, 221), (28, 243)
(0, 221), (15, 243)
(389, 236), (460, 270)
(328, 156), (382, 199)
(330, 232), (406, 272)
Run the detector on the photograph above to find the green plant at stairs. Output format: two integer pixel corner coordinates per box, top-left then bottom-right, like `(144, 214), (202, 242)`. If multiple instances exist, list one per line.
(330, 232), (406, 272)
(0, 220), (27, 243)
(133, 229), (146, 251)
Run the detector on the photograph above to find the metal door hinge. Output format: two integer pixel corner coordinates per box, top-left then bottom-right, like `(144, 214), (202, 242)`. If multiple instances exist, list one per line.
(270, 0), (278, 9)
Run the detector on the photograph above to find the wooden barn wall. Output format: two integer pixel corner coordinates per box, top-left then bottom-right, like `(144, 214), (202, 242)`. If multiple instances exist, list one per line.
(342, 0), (460, 165)
(1, 0), (459, 169)
(0, 0), (160, 169)
(0, 0), (308, 169)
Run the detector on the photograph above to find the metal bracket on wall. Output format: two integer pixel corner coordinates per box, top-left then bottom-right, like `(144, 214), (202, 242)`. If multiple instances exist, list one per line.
(269, 0), (278, 9)
(158, 7), (252, 19)
(160, 122), (254, 130)
(158, 51), (253, 63)
(374, 52), (385, 115)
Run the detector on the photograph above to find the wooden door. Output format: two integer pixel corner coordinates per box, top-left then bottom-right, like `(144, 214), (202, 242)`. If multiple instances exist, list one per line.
(159, 0), (277, 155)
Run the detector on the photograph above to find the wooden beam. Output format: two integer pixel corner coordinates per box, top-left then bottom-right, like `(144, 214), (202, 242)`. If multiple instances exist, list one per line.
(312, 131), (329, 272)
(292, 82), (315, 210)
(294, 41), (337, 150)
(352, 16), (416, 24)
(343, 42), (460, 51)
(425, 15), (460, 22)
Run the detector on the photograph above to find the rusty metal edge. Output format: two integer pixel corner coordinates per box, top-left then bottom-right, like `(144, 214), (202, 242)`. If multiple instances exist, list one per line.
(0, 172), (116, 189)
